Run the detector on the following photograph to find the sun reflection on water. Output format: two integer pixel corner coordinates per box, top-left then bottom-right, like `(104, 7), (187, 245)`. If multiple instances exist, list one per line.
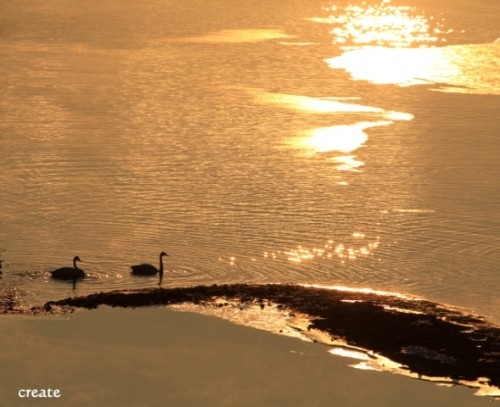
(255, 91), (385, 114)
(326, 46), (457, 86)
(312, 1), (500, 94)
(326, 43), (500, 94)
(301, 120), (391, 154)
(252, 90), (414, 121)
(259, 233), (381, 266)
(283, 235), (380, 264)
(332, 155), (364, 172)
(297, 120), (393, 172)
(253, 89), (413, 173)
(310, 1), (450, 47)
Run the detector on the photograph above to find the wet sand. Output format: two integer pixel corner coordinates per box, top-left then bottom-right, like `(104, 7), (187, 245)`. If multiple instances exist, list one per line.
(0, 307), (496, 407)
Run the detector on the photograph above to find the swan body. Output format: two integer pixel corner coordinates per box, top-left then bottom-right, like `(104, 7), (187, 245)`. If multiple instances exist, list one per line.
(131, 263), (158, 275)
(131, 252), (168, 276)
(51, 256), (85, 279)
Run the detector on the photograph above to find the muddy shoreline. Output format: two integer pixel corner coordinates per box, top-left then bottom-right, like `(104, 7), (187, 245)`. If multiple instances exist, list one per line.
(37, 283), (500, 392)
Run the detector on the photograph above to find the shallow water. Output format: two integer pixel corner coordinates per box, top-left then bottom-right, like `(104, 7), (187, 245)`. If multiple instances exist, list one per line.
(0, 307), (495, 407)
(1, 0), (499, 320)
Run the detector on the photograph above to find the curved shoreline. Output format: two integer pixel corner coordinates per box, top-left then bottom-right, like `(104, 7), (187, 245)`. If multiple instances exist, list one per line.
(10, 283), (492, 395)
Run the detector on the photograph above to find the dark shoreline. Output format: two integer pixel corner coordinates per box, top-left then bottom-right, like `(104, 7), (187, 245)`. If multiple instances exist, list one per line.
(34, 283), (500, 392)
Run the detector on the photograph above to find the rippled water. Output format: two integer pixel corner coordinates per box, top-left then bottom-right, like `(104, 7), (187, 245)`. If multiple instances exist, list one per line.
(1, 0), (499, 321)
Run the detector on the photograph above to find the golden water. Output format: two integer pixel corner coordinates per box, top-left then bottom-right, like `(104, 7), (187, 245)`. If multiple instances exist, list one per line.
(1, 0), (499, 323)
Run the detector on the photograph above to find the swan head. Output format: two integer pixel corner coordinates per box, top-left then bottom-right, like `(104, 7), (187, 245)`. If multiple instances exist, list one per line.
(160, 252), (169, 257)
(73, 256), (82, 263)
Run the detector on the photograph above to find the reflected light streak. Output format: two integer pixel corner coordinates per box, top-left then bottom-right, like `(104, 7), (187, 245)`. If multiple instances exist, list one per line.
(306, 124), (367, 153)
(253, 89), (413, 171)
(255, 91), (385, 114)
(332, 155), (364, 172)
(177, 29), (293, 43)
(279, 41), (316, 47)
(302, 121), (391, 153)
(329, 347), (373, 361)
(302, 284), (410, 299)
(293, 120), (395, 171)
(254, 90), (413, 120)
(254, 90), (412, 127)
(284, 236), (380, 264)
(392, 208), (435, 214)
(383, 111), (414, 121)
(326, 46), (458, 87)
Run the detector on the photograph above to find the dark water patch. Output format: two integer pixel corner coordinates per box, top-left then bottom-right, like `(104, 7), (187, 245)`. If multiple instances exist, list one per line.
(29, 283), (500, 396)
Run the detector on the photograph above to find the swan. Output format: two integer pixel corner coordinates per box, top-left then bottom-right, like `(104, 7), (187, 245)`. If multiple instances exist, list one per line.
(51, 256), (85, 279)
(131, 252), (169, 284)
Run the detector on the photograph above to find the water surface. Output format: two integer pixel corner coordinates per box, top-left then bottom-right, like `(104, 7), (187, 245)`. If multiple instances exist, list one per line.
(1, 0), (499, 323)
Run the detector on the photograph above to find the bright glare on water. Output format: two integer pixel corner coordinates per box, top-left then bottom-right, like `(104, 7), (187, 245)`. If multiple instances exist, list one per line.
(0, 0), (499, 323)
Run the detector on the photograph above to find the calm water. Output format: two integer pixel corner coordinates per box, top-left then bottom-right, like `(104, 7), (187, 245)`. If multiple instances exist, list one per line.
(1, 0), (499, 321)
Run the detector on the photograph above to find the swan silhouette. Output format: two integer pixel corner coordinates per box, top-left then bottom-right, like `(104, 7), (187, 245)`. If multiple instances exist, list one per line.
(51, 256), (85, 279)
(131, 252), (169, 285)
